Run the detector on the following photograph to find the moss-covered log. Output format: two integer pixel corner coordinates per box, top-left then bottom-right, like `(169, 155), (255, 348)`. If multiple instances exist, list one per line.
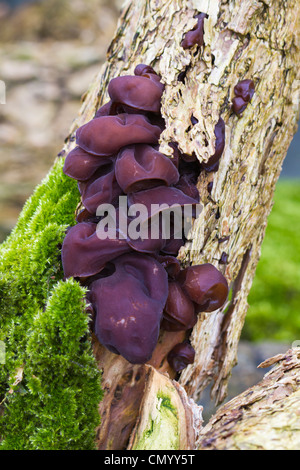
(0, 162), (102, 449)
(0, 0), (299, 450)
(198, 348), (300, 450)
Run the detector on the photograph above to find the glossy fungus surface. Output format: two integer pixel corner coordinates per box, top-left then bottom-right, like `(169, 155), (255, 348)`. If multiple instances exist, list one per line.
(63, 146), (112, 182)
(89, 253), (168, 364)
(178, 263), (228, 312)
(128, 185), (199, 218)
(115, 144), (179, 193)
(127, 186), (199, 249)
(94, 100), (112, 118)
(61, 222), (131, 279)
(76, 114), (161, 156)
(232, 79), (255, 116)
(181, 13), (208, 49)
(78, 163), (123, 214)
(161, 281), (197, 331)
(154, 255), (181, 279)
(134, 64), (157, 77)
(108, 75), (164, 114)
(234, 79), (255, 102)
(167, 343), (195, 372)
(232, 97), (248, 116)
(202, 117), (225, 172)
(61, 63), (228, 367)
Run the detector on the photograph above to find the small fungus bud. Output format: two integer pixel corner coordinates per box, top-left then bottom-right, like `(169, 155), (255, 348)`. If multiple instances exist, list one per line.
(167, 342), (195, 372)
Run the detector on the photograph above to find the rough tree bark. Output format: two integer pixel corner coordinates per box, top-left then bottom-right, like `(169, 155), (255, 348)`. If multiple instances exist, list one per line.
(1, 0), (298, 450)
(57, 0), (299, 449)
(198, 348), (300, 450)
(125, 347), (300, 450)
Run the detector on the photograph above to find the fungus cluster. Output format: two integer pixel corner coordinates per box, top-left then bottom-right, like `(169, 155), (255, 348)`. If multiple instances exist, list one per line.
(232, 79), (255, 115)
(61, 64), (228, 370)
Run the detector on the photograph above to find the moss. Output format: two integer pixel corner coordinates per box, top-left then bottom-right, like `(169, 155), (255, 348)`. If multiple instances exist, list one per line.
(0, 159), (103, 449)
(133, 391), (179, 450)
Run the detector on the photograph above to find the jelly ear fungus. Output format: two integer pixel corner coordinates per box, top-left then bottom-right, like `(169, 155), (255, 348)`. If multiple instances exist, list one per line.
(181, 13), (208, 50)
(232, 79), (255, 116)
(62, 64), (229, 372)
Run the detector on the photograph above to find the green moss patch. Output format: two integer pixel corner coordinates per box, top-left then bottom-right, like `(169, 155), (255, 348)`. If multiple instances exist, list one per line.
(0, 159), (102, 449)
(134, 392), (179, 450)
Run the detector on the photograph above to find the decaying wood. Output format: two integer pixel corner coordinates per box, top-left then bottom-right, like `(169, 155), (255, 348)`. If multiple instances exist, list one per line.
(198, 348), (300, 450)
(127, 366), (203, 450)
(57, 0), (300, 449)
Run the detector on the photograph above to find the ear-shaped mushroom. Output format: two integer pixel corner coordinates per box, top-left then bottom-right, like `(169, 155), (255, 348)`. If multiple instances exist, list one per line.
(159, 213), (186, 256)
(78, 162), (123, 214)
(232, 79), (255, 116)
(178, 263), (228, 312)
(128, 186), (199, 255)
(94, 101), (113, 118)
(234, 79), (255, 102)
(160, 235), (185, 256)
(202, 117), (225, 172)
(115, 144), (179, 193)
(108, 75), (164, 114)
(134, 64), (158, 77)
(128, 186), (200, 218)
(89, 253), (169, 364)
(61, 222), (131, 279)
(161, 281), (197, 331)
(76, 114), (161, 156)
(174, 174), (200, 200)
(232, 97), (248, 115)
(181, 13), (208, 49)
(127, 222), (167, 255)
(63, 146), (112, 182)
(167, 342), (195, 372)
(154, 254), (181, 279)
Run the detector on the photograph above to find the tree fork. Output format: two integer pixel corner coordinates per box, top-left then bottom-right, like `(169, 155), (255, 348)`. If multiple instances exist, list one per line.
(1, 0), (299, 450)
(66, 0), (299, 449)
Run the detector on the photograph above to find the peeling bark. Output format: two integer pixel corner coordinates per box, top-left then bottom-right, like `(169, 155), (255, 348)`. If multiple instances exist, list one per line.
(56, 0), (300, 449)
(198, 348), (300, 450)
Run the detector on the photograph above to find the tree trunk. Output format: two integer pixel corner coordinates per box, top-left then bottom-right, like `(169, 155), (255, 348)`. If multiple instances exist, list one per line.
(0, 0), (299, 450)
(85, 0), (299, 449)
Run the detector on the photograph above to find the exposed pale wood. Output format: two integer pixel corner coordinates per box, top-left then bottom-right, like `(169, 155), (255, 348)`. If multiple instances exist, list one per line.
(127, 366), (203, 450)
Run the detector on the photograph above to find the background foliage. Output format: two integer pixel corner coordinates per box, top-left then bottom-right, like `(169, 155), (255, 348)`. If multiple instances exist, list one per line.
(244, 180), (300, 343)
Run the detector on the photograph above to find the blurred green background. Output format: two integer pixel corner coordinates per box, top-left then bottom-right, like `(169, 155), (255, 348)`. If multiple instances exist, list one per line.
(244, 180), (300, 342)
(0, 0), (299, 381)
